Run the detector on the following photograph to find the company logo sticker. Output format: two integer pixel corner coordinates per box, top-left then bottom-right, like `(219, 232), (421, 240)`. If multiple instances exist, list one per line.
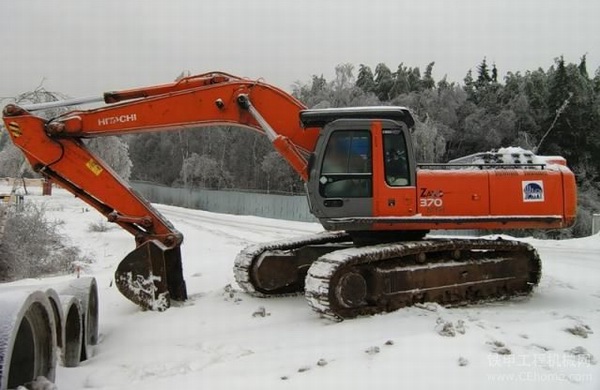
(522, 180), (544, 202)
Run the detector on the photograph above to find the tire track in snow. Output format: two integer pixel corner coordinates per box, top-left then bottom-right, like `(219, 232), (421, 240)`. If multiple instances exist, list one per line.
(156, 206), (321, 245)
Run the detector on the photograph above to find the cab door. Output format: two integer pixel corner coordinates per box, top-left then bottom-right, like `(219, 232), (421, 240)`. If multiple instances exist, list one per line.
(307, 119), (374, 221)
(372, 120), (417, 219)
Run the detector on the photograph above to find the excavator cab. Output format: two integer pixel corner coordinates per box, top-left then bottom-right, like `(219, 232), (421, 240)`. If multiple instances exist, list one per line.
(304, 108), (419, 234)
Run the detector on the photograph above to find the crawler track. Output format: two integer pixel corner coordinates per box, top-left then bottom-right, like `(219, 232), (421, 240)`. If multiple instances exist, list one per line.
(233, 231), (351, 297)
(305, 238), (541, 320)
(234, 234), (541, 320)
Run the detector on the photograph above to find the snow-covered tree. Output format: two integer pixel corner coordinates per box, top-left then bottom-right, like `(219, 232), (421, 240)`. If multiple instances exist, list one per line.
(374, 63), (394, 101)
(0, 85), (71, 178)
(180, 152), (233, 189)
(260, 151), (302, 193)
(0, 142), (26, 177)
(5, 84), (70, 120)
(356, 64), (376, 94)
(411, 117), (447, 163)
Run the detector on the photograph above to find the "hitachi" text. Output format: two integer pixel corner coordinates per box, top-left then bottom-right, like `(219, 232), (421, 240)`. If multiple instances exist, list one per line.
(98, 114), (137, 126)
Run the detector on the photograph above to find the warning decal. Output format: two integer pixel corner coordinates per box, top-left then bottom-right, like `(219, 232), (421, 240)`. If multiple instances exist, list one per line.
(86, 159), (104, 176)
(8, 122), (22, 137)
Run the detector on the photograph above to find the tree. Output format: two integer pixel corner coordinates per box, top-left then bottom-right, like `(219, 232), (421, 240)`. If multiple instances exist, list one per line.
(0, 143), (29, 177)
(578, 54), (589, 79)
(293, 65), (379, 109)
(421, 62), (436, 90)
(331, 63), (360, 107)
(491, 63), (498, 83)
(260, 151), (302, 193)
(464, 58), (502, 107)
(411, 117), (447, 162)
(457, 107), (517, 155)
(0, 126), (8, 150)
(2, 83), (70, 120)
(180, 152), (233, 189)
(129, 132), (182, 185)
(0, 85), (76, 179)
(356, 64), (376, 94)
(374, 63), (394, 101)
(476, 58), (492, 85)
(390, 63), (425, 97)
(333, 63), (355, 91)
(407, 67), (422, 93)
(437, 75), (453, 91)
(292, 74), (332, 108)
(541, 56), (596, 171)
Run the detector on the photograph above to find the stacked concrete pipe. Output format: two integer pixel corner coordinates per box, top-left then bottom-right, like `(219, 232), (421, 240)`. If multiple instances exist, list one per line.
(0, 277), (98, 390)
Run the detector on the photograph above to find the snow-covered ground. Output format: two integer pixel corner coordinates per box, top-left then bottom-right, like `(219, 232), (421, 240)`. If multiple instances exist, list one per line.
(2, 187), (599, 389)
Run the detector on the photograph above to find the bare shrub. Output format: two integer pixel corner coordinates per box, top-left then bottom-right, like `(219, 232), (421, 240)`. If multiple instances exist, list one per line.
(87, 219), (111, 232)
(0, 202), (91, 281)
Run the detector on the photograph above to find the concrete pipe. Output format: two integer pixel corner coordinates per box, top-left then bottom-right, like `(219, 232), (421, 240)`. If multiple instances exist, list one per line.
(0, 290), (57, 390)
(43, 289), (63, 355)
(56, 277), (98, 361)
(58, 295), (83, 368)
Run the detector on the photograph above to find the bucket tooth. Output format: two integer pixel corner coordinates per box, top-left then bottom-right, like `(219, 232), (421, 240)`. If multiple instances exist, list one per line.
(115, 240), (187, 311)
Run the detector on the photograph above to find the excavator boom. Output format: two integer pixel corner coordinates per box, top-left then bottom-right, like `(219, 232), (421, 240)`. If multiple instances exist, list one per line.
(2, 72), (318, 309)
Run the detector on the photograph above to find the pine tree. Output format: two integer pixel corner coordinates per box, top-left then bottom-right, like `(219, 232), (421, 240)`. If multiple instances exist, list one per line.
(374, 63), (394, 101)
(476, 58), (492, 84)
(356, 64), (376, 94)
(391, 63), (410, 97)
(491, 63), (498, 83)
(578, 54), (588, 78)
(542, 56), (596, 173)
(407, 67), (422, 93)
(421, 62), (436, 90)
(463, 69), (476, 102)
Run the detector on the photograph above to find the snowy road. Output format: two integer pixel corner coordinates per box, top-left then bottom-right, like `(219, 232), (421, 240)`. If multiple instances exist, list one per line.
(157, 204), (321, 246)
(3, 188), (599, 389)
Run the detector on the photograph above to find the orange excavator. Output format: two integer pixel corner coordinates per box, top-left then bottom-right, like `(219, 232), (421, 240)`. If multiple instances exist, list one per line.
(2, 72), (577, 319)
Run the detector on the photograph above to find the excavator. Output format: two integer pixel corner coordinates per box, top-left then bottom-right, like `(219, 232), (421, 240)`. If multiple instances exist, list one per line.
(2, 72), (577, 319)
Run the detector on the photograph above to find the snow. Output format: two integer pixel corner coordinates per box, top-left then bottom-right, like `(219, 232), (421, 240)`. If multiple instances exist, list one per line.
(448, 147), (569, 171)
(17, 376), (57, 390)
(1, 186), (599, 389)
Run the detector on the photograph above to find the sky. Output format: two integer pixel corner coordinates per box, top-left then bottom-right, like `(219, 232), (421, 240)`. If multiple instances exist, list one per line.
(1, 0), (599, 99)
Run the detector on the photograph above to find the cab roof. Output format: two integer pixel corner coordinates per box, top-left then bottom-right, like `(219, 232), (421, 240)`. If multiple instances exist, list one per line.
(299, 106), (414, 129)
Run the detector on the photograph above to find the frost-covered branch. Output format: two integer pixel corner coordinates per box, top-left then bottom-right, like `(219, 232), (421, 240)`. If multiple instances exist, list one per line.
(534, 92), (573, 153)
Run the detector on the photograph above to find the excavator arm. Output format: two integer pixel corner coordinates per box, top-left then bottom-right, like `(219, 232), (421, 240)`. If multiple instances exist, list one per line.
(2, 72), (320, 310)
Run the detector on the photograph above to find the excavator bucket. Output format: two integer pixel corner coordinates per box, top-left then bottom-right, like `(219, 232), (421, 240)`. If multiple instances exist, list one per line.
(115, 240), (187, 311)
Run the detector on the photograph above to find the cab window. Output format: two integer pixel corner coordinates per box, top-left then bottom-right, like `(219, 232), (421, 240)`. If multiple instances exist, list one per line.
(320, 130), (372, 198)
(383, 129), (410, 186)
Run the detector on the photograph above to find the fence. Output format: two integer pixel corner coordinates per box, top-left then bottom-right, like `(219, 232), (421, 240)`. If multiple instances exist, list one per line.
(593, 214), (600, 235)
(0, 178), (45, 188)
(131, 181), (318, 223)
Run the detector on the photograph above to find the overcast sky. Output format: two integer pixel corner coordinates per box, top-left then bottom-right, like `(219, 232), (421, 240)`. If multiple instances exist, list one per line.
(1, 0), (599, 99)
